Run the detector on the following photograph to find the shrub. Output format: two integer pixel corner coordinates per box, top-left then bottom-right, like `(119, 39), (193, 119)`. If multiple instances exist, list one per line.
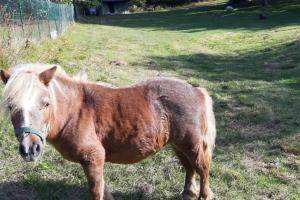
(130, 0), (147, 8)
(129, 0), (203, 8)
(147, 0), (197, 7)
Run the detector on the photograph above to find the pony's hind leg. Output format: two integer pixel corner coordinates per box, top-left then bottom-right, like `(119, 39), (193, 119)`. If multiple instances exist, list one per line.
(194, 142), (213, 200)
(174, 140), (213, 200)
(173, 148), (199, 200)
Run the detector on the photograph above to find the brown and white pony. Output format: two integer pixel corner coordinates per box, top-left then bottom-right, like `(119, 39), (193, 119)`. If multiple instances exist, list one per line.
(0, 64), (216, 200)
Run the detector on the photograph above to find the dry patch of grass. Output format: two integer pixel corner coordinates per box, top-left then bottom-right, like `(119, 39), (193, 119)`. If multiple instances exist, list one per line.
(280, 134), (300, 156)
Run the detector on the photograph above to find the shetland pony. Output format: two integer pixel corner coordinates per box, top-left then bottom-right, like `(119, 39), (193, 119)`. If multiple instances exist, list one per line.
(0, 64), (216, 200)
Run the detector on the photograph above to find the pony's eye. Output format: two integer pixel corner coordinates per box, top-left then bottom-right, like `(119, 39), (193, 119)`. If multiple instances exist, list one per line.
(8, 105), (12, 110)
(44, 102), (50, 108)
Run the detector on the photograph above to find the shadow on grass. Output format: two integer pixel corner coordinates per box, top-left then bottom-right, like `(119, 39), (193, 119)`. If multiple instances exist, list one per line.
(0, 181), (37, 200)
(112, 191), (181, 200)
(0, 180), (88, 200)
(0, 180), (180, 200)
(145, 41), (300, 83)
(79, 0), (300, 32)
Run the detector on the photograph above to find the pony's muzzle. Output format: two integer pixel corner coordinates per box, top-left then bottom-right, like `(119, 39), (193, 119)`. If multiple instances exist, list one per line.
(19, 135), (42, 162)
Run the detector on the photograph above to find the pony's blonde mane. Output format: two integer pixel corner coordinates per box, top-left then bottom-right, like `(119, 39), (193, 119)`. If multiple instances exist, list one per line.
(2, 63), (68, 113)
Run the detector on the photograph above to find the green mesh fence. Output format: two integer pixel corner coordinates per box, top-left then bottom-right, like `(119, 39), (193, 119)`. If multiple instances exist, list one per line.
(0, 0), (75, 47)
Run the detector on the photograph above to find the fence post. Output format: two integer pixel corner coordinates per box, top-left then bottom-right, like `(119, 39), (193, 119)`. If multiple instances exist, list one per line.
(54, 4), (59, 35)
(59, 6), (62, 33)
(36, 0), (42, 40)
(18, 0), (25, 38)
(45, 1), (51, 38)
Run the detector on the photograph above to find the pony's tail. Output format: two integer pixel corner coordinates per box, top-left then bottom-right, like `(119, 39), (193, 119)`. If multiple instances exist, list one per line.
(198, 87), (216, 152)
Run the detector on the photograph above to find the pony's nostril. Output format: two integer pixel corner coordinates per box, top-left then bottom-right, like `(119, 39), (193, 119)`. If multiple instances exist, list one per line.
(32, 143), (41, 156)
(36, 144), (40, 152)
(19, 144), (29, 156)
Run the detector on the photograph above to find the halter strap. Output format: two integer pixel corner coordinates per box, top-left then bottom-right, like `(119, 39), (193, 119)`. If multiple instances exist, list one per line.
(14, 127), (45, 142)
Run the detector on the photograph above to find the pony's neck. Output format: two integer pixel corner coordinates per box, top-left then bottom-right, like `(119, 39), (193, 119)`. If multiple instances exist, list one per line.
(47, 76), (84, 143)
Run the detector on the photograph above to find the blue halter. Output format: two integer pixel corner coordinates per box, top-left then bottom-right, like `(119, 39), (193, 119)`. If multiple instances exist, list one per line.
(14, 127), (45, 142)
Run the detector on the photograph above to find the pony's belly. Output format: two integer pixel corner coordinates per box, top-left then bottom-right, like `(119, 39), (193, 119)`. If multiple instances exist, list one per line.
(104, 138), (167, 164)
(102, 116), (170, 164)
(105, 150), (158, 164)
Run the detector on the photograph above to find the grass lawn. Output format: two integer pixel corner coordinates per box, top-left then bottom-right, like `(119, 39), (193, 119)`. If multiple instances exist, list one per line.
(0, 0), (299, 199)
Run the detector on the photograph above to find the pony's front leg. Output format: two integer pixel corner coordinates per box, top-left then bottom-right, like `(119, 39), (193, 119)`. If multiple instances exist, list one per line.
(81, 147), (106, 200)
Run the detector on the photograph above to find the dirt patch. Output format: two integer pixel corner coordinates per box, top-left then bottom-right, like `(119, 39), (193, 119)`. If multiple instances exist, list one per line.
(241, 152), (278, 174)
(145, 60), (160, 70)
(109, 60), (128, 67)
(279, 133), (300, 155)
(228, 121), (284, 139)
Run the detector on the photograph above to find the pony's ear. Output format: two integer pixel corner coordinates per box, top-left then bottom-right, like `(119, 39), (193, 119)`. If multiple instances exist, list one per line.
(39, 66), (57, 86)
(0, 69), (11, 84)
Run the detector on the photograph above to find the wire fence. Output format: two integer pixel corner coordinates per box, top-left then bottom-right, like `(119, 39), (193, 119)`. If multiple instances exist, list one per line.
(0, 0), (75, 48)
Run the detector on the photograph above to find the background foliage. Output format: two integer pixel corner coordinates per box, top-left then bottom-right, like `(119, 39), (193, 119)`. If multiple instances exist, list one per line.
(51, 0), (101, 7)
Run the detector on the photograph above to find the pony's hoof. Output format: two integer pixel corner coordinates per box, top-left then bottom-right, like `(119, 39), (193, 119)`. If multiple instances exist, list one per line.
(182, 190), (199, 200)
(199, 188), (214, 200)
(206, 191), (214, 200)
(104, 184), (115, 200)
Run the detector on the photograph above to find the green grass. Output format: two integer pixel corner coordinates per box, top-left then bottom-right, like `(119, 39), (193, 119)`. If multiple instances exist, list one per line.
(0, 0), (300, 199)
